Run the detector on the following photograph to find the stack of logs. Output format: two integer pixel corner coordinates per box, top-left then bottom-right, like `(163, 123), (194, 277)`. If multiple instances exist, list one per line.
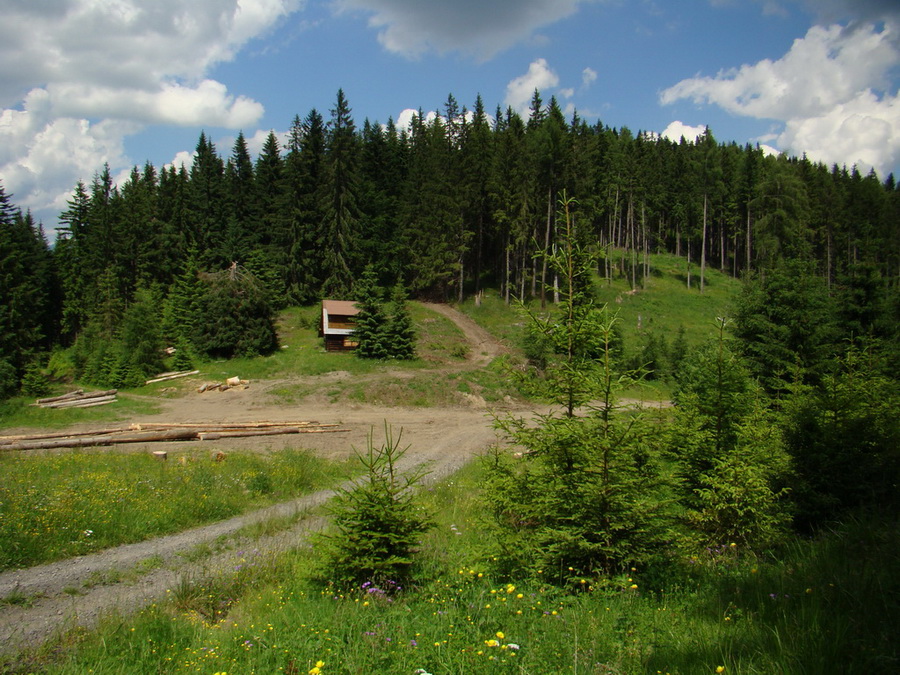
(32, 389), (118, 409)
(0, 421), (349, 452)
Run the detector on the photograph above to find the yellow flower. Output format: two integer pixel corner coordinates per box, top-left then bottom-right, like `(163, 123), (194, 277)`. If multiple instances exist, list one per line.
(630, 584), (638, 590)
(716, 667), (726, 673)
(484, 639), (499, 648)
(496, 631), (505, 640)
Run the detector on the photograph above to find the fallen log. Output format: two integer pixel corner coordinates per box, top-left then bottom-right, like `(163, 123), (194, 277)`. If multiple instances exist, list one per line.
(145, 370), (200, 385)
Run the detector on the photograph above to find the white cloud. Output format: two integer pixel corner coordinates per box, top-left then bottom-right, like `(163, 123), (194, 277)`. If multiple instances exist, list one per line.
(0, 0), (300, 226)
(334, 0), (595, 60)
(582, 67), (598, 87)
(505, 59), (561, 115)
(660, 21), (900, 176)
(778, 89), (899, 172)
(660, 121), (708, 143)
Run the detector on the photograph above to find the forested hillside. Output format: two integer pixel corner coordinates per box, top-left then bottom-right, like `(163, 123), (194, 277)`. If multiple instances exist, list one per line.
(0, 88), (898, 393)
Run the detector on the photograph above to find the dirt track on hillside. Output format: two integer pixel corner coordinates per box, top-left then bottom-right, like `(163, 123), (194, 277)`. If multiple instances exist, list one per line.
(0, 304), (517, 661)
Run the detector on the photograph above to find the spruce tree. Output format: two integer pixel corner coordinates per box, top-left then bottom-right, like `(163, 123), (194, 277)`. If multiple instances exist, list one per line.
(353, 266), (389, 359)
(385, 283), (416, 360)
(483, 196), (673, 583)
(195, 263), (278, 359)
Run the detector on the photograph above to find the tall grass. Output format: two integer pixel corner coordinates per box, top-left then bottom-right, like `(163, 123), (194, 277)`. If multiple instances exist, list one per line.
(23, 461), (898, 674)
(0, 448), (349, 570)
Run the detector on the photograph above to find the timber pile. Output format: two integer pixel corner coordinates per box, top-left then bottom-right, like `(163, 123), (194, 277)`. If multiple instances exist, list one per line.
(0, 421), (349, 452)
(32, 389), (118, 409)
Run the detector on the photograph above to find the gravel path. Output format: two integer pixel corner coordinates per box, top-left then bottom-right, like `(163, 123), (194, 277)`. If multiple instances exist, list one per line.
(0, 304), (510, 660)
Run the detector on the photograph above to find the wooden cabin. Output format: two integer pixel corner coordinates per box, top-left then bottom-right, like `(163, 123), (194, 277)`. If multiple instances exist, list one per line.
(320, 299), (360, 351)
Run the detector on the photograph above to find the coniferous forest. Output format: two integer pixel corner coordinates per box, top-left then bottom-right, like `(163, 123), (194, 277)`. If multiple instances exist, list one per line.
(2, 89), (899, 383)
(1, 89), (899, 671)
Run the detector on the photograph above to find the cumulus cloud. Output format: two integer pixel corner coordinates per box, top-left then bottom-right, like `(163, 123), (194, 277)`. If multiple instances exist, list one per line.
(582, 67), (598, 87)
(0, 0), (299, 226)
(505, 59), (561, 115)
(334, 0), (594, 60)
(661, 21), (900, 176)
(660, 120), (708, 143)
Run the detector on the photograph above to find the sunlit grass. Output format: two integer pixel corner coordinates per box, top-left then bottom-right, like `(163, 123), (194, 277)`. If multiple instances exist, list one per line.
(26, 459), (897, 675)
(0, 448), (350, 571)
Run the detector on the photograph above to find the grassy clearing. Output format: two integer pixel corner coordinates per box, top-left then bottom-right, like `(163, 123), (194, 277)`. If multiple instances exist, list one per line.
(22, 460), (897, 675)
(594, 251), (740, 348)
(0, 448), (350, 571)
(459, 252), (740, 353)
(0, 302), (478, 429)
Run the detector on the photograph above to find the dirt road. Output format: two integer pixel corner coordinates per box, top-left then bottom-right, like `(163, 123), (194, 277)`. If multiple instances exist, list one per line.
(0, 304), (513, 660)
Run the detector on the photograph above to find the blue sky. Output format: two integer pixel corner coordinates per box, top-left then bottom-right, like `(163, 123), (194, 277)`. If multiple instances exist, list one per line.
(1, 0), (898, 233)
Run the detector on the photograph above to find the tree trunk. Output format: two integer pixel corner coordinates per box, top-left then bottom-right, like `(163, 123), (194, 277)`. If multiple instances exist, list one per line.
(540, 186), (552, 309)
(700, 192), (708, 294)
(746, 208), (752, 272)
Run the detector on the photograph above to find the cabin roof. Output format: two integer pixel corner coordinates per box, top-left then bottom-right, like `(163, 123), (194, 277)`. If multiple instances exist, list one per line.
(322, 299), (359, 316)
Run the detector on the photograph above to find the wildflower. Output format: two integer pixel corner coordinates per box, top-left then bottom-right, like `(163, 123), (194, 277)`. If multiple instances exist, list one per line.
(630, 584), (638, 590)
(309, 660), (325, 674)
(485, 639), (499, 648)
(716, 667), (726, 673)
(506, 643), (520, 650)
(496, 631), (505, 640)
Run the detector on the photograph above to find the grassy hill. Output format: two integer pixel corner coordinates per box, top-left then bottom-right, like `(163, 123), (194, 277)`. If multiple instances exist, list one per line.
(458, 252), (740, 348)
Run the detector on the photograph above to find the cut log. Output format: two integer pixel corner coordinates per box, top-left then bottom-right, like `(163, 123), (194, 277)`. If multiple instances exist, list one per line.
(0, 428), (201, 451)
(0, 421), (349, 452)
(198, 427), (301, 441)
(145, 370), (200, 385)
(39, 394), (117, 409)
(35, 390), (84, 405)
(129, 421), (327, 431)
(32, 389), (116, 407)
(0, 427), (128, 444)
